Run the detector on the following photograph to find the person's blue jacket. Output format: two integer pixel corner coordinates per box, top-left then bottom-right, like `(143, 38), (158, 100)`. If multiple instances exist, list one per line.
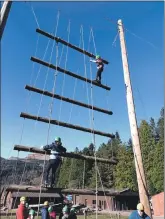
(43, 142), (66, 160)
(129, 210), (151, 219)
(41, 207), (50, 219)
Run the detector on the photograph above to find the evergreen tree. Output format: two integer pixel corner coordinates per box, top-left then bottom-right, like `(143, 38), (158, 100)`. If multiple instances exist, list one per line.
(139, 120), (156, 195)
(114, 143), (137, 191)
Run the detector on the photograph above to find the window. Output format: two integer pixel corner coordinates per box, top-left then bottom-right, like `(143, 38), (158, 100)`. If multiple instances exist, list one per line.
(92, 200), (96, 204)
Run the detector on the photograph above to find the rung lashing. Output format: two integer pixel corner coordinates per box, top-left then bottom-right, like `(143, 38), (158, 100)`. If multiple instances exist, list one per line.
(20, 112), (115, 138)
(25, 85), (113, 115)
(36, 28), (109, 65)
(31, 57), (111, 91)
(13, 145), (117, 164)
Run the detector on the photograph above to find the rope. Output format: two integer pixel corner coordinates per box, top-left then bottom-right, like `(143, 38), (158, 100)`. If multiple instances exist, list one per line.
(89, 27), (114, 218)
(58, 20), (71, 123)
(82, 160), (86, 189)
(80, 25), (92, 129)
(81, 26), (98, 219)
(37, 11), (60, 218)
(68, 78), (77, 123)
(29, 34), (40, 86)
(10, 157), (28, 218)
(68, 158), (74, 186)
(68, 28), (83, 124)
(112, 32), (119, 47)
(27, 2), (40, 29)
(125, 28), (158, 50)
(34, 14), (61, 131)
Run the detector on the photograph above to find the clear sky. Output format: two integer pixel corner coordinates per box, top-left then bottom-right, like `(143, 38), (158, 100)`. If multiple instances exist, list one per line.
(1, 1), (164, 159)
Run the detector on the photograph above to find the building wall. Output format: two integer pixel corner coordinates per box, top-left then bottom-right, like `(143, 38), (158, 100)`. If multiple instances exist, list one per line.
(152, 192), (164, 216)
(72, 194), (138, 211)
(73, 194), (113, 210)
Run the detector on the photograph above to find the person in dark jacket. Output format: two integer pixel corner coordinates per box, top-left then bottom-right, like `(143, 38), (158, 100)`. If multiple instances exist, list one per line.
(41, 201), (50, 219)
(16, 196), (29, 219)
(68, 207), (77, 219)
(41, 137), (67, 187)
(129, 203), (151, 219)
(90, 55), (104, 84)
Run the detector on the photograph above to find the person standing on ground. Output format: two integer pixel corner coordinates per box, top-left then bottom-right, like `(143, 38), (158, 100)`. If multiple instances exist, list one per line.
(16, 196), (29, 219)
(129, 203), (151, 219)
(48, 206), (56, 219)
(41, 201), (50, 219)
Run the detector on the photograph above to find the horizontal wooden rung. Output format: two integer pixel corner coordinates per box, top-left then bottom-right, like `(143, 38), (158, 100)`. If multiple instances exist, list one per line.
(25, 85), (113, 115)
(20, 112), (115, 138)
(36, 28), (109, 65)
(31, 56), (111, 91)
(14, 145), (117, 164)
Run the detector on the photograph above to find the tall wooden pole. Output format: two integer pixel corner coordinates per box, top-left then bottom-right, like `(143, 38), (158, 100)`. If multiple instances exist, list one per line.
(117, 19), (152, 217)
(0, 0), (12, 39)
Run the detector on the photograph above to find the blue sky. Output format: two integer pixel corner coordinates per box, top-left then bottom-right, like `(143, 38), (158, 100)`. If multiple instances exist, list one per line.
(1, 1), (164, 158)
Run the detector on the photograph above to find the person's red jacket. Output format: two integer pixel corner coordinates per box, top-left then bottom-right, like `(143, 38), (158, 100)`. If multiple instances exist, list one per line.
(16, 204), (28, 219)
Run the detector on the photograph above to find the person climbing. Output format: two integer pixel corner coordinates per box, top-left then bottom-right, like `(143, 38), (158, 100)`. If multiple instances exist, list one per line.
(90, 55), (104, 84)
(48, 206), (56, 219)
(41, 137), (67, 187)
(16, 196), (29, 219)
(129, 203), (151, 219)
(41, 201), (50, 219)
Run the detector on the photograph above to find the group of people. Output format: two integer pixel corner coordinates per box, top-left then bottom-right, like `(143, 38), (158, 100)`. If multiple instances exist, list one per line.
(16, 196), (36, 219)
(16, 196), (77, 219)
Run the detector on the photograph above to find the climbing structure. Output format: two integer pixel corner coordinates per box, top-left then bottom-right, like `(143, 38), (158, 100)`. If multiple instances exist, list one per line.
(15, 27), (116, 154)
(3, 11), (118, 217)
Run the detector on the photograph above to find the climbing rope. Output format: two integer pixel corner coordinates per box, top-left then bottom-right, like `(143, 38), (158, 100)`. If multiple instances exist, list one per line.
(80, 26), (98, 219)
(37, 10), (60, 218)
(58, 20), (71, 124)
(89, 27), (115, 218)
(80, 25), (92, 129)
(27, 2), (40, 29)
(68, 26), (83, 124)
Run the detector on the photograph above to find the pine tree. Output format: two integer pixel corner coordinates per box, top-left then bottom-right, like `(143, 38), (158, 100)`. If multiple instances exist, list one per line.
(113, 142), (137, 191)
(139, 120), (156, 195)
(150, 108), (164, 193)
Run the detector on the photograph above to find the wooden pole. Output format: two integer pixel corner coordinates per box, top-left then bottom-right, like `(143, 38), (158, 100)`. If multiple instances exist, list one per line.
(118, 19), (152, 217)
(31, 56), (111, 91)
(0, 0), (12, 39)
(20, 112), (115, 138)
(36, 28), (109, 65)
(13, 145), (117, 164)
(25, 85), (113, 115)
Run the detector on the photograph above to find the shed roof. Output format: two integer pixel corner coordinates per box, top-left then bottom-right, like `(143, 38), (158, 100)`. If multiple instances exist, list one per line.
(12, 192), (61, 198)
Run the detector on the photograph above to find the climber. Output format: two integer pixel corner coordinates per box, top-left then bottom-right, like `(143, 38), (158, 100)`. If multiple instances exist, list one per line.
(41, 201), (50, 219)
(41, 137), (67, 187)
(16, 196), (29, 219)
(129, 203), (151, 219)
(90, 55), (104, 84)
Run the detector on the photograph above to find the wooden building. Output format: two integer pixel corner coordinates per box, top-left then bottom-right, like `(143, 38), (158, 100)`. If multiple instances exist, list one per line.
(1, 185), (139, 211)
